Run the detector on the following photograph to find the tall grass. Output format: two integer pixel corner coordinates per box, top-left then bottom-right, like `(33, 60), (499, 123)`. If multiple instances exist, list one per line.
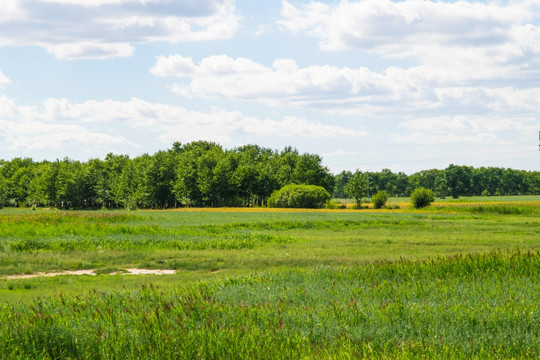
(0, 251), (538, 359)
(427, 204), (540, 215)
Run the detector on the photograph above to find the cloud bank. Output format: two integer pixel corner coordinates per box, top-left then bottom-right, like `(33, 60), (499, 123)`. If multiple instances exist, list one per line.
(147, 1), (540, 149)
(0, 96), (366, 151)
(0, 0), (239, 59)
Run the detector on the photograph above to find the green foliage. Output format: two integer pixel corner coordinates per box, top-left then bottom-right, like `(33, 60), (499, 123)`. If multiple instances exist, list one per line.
(411, 187), (435, 208)
(1, 144), (540, 209)
(268, 184), (330, 208)
(446, 164), (473, 198)
(332, 170), (352, 198)
(371, 190), (389, 209)
(344, 171), (369, 208)
(324, 199), (340, 209)
(0, 176), (6, 208)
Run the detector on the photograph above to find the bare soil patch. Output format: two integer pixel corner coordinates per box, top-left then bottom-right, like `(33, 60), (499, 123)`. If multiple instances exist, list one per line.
(4, 269), (176, 280)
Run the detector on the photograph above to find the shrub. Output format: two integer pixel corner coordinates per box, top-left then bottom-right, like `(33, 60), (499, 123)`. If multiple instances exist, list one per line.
(268, 184), (331, 209)
(325, 200), (340, 209)
(410, 187), (435, 209)
(371, 191), (389, 209)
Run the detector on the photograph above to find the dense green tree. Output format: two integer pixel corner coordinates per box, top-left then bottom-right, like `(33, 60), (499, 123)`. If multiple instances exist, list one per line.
(55, 158), (92, 209)
(410, 169), (447, 198)
(0, 157), (34, 206)
(377, 169), (399, 196)
(446, 164), (473, 198)
(274, 146), (298, 188)
(84, 153), (131, 208)
(0, 143), (538, 210)
(291, 153), (334, 193)
(174, 141), (223, 206)
(142, 150), (177, 208)
(0, 173), (7, 208)
(26, 161), (54, 207)
(333, 171), (352, 198)
(525, 171), (540, 194)
(345, 171), (370, 208)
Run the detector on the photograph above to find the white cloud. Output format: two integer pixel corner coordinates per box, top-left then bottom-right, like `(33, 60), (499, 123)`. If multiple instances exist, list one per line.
(279, 0), (529, 55)
(37, 0), (160, 6)
(391, 114), (537, 146)
(0, 96), (366, 151)
(0, 120), (127, 150)
(274, 0), (540, 115)
(151, 55), (196, 77)
(151, 53), (540, 119)
(0, 0), (23, 23)
(153, 54), (392, 108)
(0, 70), (10, 86)
(0, 0), (239, 59)
(43, 42), (135, 60)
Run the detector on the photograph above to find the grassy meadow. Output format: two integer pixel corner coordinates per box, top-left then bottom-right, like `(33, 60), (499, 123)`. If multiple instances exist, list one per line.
(0, 196), (539, 358)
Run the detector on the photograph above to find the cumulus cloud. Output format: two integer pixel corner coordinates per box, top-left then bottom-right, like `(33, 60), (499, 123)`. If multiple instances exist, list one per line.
(0, 96), (366, 151)
(0, 0), (239, 59)
(277, 0), (540, 83)
(150, 53), (540, 120)
(271, 1), (540, 115)
(146, 0), (540, 124)
(278, 0), (529, 54)
(151, 54), (396, 108)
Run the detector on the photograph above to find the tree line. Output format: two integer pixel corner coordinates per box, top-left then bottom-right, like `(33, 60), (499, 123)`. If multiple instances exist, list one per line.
(333, 164), (540, 199)
(0, 141), (538, 209)
(0, 141), (333, 209)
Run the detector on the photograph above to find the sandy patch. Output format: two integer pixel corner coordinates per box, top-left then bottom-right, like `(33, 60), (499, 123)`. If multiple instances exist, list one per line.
(117, 269), (176, 275)
(4, 269), (176, 280)
(5, 270), (96, 280)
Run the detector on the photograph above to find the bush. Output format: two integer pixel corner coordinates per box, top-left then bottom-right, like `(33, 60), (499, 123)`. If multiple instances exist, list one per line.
(410, 187), (435, 209)
(268, 184), (331, 209)
(325, 200), (340, 209)
(371, 191), (389, 209)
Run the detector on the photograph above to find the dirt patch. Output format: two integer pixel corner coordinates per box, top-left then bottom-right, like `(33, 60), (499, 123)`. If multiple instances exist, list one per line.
(5, 270), (96, 280)
(117, 269), (176, 275)
(4, 269), (176, 280)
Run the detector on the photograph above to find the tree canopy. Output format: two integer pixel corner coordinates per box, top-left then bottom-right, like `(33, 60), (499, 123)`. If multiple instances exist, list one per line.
(0, 142), (334, 209)
(0, 143), (538, 209)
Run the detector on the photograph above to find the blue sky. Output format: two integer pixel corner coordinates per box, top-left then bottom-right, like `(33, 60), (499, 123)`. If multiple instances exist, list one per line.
(0, 0), (539, 174)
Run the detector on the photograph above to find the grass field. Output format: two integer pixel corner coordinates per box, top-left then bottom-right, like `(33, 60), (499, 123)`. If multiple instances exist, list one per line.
(0, 197), (539, 358)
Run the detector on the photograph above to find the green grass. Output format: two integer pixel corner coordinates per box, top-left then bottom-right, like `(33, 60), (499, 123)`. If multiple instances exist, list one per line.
(0, 197), (539, 358)
(0, 200), (539, 293)
(0, 251), (538, 359)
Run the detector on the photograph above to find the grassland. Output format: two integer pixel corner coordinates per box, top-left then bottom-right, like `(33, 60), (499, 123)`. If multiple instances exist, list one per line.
(0, 197), (539, 358)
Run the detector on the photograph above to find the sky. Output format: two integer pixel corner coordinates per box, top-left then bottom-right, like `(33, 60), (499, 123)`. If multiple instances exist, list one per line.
(0, 0), (539, 174)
